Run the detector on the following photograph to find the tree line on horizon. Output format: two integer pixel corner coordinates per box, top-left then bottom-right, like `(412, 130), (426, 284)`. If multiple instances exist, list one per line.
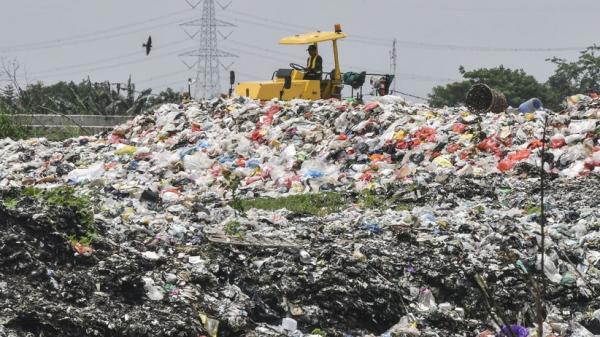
(1, 45), (599, 119)
(428, 45), (600, 110)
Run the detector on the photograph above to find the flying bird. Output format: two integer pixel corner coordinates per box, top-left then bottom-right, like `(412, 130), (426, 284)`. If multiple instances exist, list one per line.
(143, 36), (152, 55)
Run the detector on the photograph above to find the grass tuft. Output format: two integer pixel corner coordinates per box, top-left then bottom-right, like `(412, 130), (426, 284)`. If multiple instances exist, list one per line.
(236, 192), (347, 216)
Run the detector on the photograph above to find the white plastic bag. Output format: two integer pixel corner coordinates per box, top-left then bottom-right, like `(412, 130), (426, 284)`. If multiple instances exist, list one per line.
(67, 163), (104, 184)
(183, 151), (213, 172)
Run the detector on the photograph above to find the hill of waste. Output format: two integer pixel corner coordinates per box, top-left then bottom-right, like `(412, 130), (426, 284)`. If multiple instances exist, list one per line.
(0, 95), (599, 337)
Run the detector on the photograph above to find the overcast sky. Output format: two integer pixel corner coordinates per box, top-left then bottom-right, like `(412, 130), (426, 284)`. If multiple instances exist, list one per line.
(0, 0), (598, 102)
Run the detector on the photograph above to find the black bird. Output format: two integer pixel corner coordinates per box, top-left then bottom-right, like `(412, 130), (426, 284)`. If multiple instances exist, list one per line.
(143, 36), (152, 55)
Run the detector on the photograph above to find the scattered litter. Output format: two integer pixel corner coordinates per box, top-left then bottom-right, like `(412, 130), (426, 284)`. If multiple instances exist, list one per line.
(0, 95), (599, 336)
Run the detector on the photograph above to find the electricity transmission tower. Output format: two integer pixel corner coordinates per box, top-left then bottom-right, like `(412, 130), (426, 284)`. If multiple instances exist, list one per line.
(389, 39), (397, 93)
(180, 0), (237, 99)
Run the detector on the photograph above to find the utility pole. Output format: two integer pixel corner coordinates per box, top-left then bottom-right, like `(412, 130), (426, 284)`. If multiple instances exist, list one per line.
(389, 39), (398, 93)
(180, 0), (237, 99)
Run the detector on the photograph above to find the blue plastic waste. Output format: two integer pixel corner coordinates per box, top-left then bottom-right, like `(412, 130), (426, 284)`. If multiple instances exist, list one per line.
(361, 223), (383, 234)
(305, 169), (324, 178)
(518, 98), (542, 113)
(245, 159), (261, 168)
(499, 324), (529, 337)
(129, 160), (139, 170)
(178, 147), (197, 160)
(217, 154), (235, 164)
(196, 140), (210, 149)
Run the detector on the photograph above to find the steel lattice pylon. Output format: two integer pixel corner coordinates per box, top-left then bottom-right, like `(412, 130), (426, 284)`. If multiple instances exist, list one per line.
(180, 0), (236, 99)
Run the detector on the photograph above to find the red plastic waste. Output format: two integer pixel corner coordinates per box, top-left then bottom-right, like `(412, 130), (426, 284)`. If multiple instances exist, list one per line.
(551, 136), (566, 148)
(363, 102), (379, 112)
(528, 139), (543, 149)
(460, 149), (472, 160)
(191, 122), (202, 132)
(251, 129), (265, 142)
(507, 149), (530, 161)
(263, 105), (281, 125)
(109, 133), (124, 144)
(452, 123), (467, 134)
(415, 127), (437, 142)
(235, 157), (246, 167)
(497, 159), (516, 172)
(478, 137), (501, 156)
(359, 171), (373, 181)
(447, 143), (461, 153)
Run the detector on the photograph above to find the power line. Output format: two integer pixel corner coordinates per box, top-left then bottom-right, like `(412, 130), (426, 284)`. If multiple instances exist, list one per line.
(136, 69), (191, 85)
(223, 42), (459, 83)
(30, 46), (195, 80)
(391, 90), (429, 101)
(221, 10), (586, 53)
(0, 9), (191, 53)
(0, 15), (195, 53)
(347, 36), (586, 52)
(32, 39), (190, 76)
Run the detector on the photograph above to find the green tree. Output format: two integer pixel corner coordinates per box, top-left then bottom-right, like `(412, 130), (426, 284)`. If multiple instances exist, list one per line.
(429, 65), (553, 109)
(546, 45), (600, 100)
(1, 85), (16, 111)
(11, 79), (182, 116)
(0, 103), (26, 139)
(428, 80), (472, 108)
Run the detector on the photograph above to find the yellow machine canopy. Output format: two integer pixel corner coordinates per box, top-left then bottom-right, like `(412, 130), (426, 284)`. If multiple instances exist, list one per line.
(279, 31), (348, 45)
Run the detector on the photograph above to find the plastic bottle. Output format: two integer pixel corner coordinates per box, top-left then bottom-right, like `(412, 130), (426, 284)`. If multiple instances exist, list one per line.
(518, 98), (542, 113)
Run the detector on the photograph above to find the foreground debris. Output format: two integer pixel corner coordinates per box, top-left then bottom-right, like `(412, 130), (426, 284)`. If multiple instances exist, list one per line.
(0, 95), (599, 336)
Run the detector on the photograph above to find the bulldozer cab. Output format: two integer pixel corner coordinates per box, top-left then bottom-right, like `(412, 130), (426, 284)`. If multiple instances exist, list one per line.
(235, 24), (347, 101)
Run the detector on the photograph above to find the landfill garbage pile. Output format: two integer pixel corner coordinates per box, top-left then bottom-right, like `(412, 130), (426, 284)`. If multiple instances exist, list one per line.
(0, 95), (599, 337)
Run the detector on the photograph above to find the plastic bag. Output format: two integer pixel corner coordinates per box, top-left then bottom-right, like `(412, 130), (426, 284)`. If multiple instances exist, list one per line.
(67, 163), (105, 184)
(183, 151), (213, 172)
(115, 145), (137, 156)
(569, 120), (597, 134)
(497, 159), (516, 172)
(499, 325), (529, 337)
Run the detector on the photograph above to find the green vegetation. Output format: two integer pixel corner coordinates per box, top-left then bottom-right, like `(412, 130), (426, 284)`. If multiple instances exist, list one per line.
(25, 126), (84, 141)
(357, 188), (388, 209)
(233, 189), (415, 216)
(429, 45), (600, 110)
(235, 192), (348, 216)
(67, 232), (97, 248)
(1, 78), (182, 117)
(224, 220), (245, 239)
(223, 170), (243, 213)
(473, 205), (486, 215)
(525, 203), (542, 215)
(357, 186), (418, 212)
(0, 121), (85, 141)
(547, 46), (600, 101)
(21, 186), (95, 228)
(0, 75), (183, 140)
(2, 186), (98, 245)
(429, 65), (554, 109)
(1, 197), (18, 209)
(311, 328), (327, 336)
(0, 110), (27, 139)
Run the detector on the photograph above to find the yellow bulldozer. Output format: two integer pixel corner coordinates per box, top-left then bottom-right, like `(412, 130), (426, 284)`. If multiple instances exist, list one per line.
(234, 24), (349, 101)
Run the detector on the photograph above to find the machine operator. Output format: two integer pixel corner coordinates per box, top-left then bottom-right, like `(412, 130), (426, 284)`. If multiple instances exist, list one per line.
(305, 44), (323, 80)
